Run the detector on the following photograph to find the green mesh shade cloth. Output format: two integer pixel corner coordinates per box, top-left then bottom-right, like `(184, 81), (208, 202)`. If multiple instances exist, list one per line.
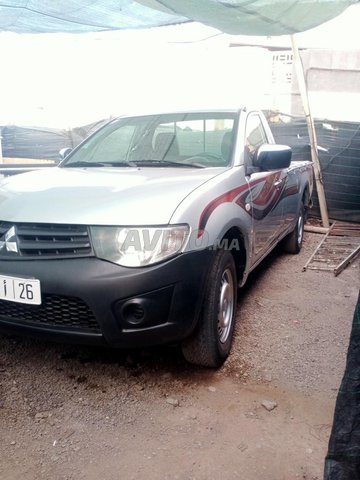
(0, 0), (356, 35)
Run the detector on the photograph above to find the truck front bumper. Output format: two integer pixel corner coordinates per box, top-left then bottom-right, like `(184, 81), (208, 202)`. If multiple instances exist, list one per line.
(0, 250), (212, 348)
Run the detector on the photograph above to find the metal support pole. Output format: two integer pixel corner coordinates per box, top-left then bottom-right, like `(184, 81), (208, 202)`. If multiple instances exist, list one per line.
(290, 34), (330, 228)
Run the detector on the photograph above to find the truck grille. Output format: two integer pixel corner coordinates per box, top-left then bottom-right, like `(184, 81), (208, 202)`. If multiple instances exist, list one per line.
(0, 222), (93, 259)
(0, 294), (100, 332)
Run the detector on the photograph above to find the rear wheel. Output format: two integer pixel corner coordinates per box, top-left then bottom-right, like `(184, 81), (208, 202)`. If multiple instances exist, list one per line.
(282, 203), (304, 254)
(182, 249), (237, 367)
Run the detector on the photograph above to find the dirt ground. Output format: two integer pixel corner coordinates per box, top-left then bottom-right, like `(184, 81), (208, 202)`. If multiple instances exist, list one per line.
(0, 232), (359, 480)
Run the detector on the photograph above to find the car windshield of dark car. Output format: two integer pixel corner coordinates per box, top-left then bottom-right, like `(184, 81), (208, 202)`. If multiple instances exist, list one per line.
(61, 112), (237, 168)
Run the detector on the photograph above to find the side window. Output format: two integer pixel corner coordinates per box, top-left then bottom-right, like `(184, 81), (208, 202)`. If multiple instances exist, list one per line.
(245, 114), (267, 164)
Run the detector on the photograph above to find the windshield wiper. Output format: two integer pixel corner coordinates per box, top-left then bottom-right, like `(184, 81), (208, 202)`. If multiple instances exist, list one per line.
(63, 161), (136, 168)
(132, 160), (204, 169)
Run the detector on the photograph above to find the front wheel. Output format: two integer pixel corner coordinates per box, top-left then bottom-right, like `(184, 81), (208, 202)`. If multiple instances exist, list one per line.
(181, 249), (237, 367)
(282, 204), (305, 254)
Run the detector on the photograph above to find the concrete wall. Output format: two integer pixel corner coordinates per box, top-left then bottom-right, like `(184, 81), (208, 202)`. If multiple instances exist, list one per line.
(291, 49), (360, 122)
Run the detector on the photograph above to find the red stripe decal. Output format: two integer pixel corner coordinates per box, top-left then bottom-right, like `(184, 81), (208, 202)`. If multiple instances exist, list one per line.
(198, 178), (264, 237)
(198, 185), (248, 237)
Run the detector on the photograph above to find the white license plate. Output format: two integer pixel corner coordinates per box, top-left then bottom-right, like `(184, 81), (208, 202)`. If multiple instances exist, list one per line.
(0, 274), (41, 305)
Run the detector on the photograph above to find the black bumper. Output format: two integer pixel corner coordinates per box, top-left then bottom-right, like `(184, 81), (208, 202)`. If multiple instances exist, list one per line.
(0, 250), (213, 347)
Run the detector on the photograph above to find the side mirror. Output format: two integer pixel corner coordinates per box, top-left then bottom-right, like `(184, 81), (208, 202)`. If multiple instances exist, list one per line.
(59, 147), (72, 161)
(254, 144), (292, 171)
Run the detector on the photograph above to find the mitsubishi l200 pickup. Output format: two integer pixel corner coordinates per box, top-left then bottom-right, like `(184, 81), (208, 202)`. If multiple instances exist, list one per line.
(0, 108), (313, 367)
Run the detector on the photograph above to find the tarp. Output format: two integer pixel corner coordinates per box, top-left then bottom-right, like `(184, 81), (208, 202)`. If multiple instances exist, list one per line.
(1, 125), (75, 161)
(324, 293), (360, 479)
(270, 117), (360, 223)
(0, 119), (109, 161)
(0, 1), (357, 35)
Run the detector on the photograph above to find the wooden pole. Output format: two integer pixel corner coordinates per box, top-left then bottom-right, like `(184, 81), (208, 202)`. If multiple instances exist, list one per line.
(304, 225), (330, 235)
(0, 128), (3, 163)
(290, 34), (330, 228)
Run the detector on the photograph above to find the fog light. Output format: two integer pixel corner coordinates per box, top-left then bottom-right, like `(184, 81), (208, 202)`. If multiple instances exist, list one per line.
(122, 301), (146, 325)
(112, 285), (174, 330)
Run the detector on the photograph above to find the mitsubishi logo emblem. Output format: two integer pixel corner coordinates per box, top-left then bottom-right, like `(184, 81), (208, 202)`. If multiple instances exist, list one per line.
(0, 226), (18, 253)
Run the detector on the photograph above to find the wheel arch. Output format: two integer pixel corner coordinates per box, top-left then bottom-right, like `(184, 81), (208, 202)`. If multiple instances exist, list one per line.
(218, 225), (248, 286)
(301, 183), (311, 219)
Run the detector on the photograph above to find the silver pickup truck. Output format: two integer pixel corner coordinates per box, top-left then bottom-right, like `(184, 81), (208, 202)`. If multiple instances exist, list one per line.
(0, 108), (313, 367)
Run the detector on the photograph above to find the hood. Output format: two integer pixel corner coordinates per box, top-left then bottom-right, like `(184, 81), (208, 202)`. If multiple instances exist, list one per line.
(0, 166), (225, 225)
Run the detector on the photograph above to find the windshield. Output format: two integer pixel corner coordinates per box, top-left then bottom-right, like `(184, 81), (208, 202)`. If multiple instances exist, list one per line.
(61, 112), (237, 168)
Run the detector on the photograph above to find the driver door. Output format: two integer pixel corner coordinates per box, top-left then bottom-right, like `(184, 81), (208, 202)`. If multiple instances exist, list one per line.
(245, 113), (286, 261)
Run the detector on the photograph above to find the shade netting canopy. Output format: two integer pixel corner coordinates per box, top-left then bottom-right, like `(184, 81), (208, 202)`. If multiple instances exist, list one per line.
(0, 0), (357, 35)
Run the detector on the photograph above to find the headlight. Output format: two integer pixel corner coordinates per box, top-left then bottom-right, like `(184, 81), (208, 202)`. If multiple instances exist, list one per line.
(90, 225), (189, 267)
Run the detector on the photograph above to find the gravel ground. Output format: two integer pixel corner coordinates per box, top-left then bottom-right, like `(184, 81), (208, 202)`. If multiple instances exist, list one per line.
(0, 232), (359, 480)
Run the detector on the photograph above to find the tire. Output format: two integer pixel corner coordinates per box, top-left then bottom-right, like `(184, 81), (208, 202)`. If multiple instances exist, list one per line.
(282, 203), (305, 254)
(181, 249), (237, 368)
